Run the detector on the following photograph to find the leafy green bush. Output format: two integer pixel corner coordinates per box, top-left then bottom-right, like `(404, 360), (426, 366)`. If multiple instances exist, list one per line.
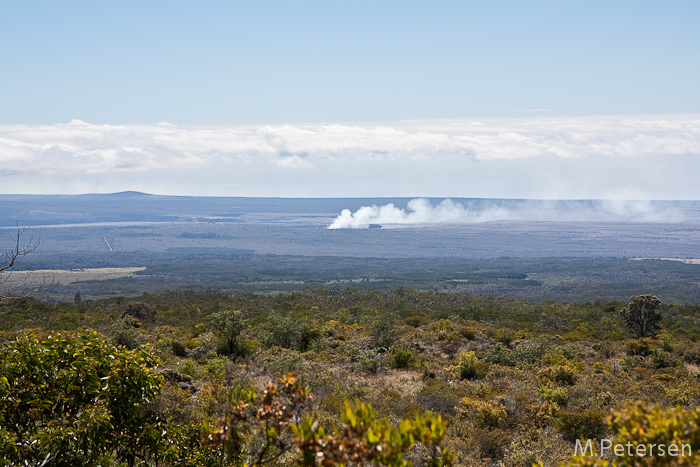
(123, 301), (156, 320)
(109, 317), (139, 349)
(372, 315), (398, 348)
(628, 337), (655, 356)
(491, 328), (516, 346)
(401, 315), (430, 328)
(590, 391), (613, 409)
(350, 347), (379, 373)
(171, 339), (188, 357)
(260, 314), (321, 352)
(390, 346), (416, 369)
(538, 365), (579, 386)
(652, 349), (675, 369)
(0, 332), (175, 467)
(180, 358), (200, 379)
(537, 381), (569, 406)
(205, 355), (228, 381)
(457, 324), (477, 340)
(459, 351), (488, 379)
(267, 350), (304, 373)
(511, 340), (546, 363)
(485, 343), (517, 367)
(665, 380), (700, 405)
(555, 408), (607, 442)
(203, 375), (454, 467)
(207, 308), (249, 356)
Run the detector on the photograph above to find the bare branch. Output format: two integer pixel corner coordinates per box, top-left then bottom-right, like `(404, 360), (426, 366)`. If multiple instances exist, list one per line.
(1, 225), (41, 299)
(1, 225), (39, 273)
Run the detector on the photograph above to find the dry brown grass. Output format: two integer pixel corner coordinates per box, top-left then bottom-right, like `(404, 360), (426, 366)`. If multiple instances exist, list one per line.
(0, 267), (146, 287)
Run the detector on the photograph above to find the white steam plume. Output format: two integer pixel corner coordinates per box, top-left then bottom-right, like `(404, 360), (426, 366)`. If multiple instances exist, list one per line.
(328, 199), (507, 229)
(328, 199), (688, 229)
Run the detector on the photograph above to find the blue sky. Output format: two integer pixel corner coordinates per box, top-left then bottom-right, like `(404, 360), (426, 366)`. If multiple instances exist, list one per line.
(1, 1), (700, 198)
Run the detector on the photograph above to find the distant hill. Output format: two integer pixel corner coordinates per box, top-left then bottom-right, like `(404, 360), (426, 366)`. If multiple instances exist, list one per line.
(2, 193), (700, 227)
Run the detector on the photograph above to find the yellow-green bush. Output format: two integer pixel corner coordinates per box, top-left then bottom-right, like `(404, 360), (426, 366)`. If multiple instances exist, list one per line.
(401, 315), (430, 328)
(538, 380), (569, 406)
(538, 364), (580, 386)
(665, 380), (700, 406)
(458, 396), (508, 429)
(458, 351), (489, 380)
(555, 407), (608, 442)
(559, 402), (700, 467)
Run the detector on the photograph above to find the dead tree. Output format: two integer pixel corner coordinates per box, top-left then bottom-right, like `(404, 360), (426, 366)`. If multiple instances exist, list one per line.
(1, 226), (40, 298)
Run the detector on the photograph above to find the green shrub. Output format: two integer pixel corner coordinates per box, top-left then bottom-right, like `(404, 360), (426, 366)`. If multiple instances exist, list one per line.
(401, 315), (430, 328)
(261, 314), (321, 352)
(590, 391), (613, 408)
(237, 338), (260, 357)
(555, 408), (607, 442)
(459, 351), (488, 379)
(362, 358), (379, 373)
(540, 348), (582, 368)
(205, 356), (227, 381)
(371, 316), (398, 348)
(484, 343), (517, 367)
(171, 339), (188, 357)
(628, 337), (654, 356)
(390, 346), (416, 369)
(537, 380), (568, 406)
(0, 332), (173, 467)
(665, 380), (700, 405)
(207, 309), (249, 356)
(491, 328), (516, 346)
(123, 301), (156, 320)
(512, 340), (546, 364)
(652, 349), (675, 369)
(109, 317), (139, 349)
(180, 358), (200, 379)
(349, 347), (379, 373)
(538, 365), (579, 386)
(560, 402), (700, 466)
(457, 324), (477, 340)
(267, 350), (304, 373)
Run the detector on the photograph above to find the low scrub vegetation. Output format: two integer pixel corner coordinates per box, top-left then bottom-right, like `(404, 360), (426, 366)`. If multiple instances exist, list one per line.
(1, 288), (700, 466)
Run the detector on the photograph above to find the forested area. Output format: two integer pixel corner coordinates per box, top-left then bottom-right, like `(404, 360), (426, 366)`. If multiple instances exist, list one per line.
(2, 288), (700, 466)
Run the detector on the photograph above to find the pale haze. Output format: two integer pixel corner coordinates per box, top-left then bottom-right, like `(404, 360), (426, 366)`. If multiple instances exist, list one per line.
(1, 2), (699, 199)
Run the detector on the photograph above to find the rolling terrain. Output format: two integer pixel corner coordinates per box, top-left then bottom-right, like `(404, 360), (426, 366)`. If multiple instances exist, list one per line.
(1, 193), (699, 302)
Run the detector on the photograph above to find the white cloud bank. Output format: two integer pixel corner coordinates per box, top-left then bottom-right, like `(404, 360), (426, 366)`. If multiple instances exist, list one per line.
(1, 114), (700, 198)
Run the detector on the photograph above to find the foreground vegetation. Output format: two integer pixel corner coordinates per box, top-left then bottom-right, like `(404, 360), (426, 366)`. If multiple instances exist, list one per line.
(2, 288), (700, 466)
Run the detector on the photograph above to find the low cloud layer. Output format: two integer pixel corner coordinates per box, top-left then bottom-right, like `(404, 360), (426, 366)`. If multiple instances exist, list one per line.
(328, 198), (688, 228)
(1, 115), (699, 198)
